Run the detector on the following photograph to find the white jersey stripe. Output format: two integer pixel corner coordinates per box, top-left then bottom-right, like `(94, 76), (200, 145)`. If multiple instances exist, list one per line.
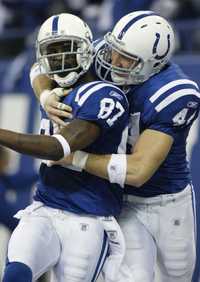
(150, 79), (199, 103)
(77, 83), (125, 106)
(76, 81), (99, 96)
(155, 88), (200, 112)
(75, 81), (100, 103)
(117, 126), (128, 153)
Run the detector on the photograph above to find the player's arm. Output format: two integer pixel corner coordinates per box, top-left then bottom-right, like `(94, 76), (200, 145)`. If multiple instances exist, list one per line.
(79, 128), (173, 187)
(31, 72), (54, 101)
(0, 119), (100, 161)
(126, 129), (173, 186)
(30, 63), (72, 126)
(77, 90), (200, 187)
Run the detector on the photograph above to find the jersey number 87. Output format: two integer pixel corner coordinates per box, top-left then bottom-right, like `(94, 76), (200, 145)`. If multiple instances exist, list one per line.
(98, 98), (125, 126)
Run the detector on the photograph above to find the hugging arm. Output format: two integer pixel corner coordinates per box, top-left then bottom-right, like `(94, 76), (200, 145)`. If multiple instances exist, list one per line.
(30, 64), (72, 126)
(82, 129), (173, 187)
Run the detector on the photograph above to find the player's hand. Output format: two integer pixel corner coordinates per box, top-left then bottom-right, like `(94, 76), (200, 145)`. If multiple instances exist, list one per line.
(44, 88), (73, 127)
(47, 153), (74, 167)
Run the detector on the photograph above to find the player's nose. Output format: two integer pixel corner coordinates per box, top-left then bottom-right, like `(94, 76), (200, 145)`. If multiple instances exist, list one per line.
(111, 51), (122, 67)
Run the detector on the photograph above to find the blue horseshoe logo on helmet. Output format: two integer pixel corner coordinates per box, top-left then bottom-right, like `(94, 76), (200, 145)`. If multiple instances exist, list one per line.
(153, 33), (170, 60)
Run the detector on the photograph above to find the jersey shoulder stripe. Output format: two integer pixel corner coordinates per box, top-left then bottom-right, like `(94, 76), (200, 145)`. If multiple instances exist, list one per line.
(155, 88), (200, 112)
(76, 81), (99, 97)
(75, 82), (127, 106)
(150, 79), (199, 103)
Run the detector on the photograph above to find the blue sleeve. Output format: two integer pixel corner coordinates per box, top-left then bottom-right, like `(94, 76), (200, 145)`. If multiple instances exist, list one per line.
(149, 94), (200, 139)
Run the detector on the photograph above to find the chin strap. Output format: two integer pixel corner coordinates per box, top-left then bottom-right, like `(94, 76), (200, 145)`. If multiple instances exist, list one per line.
(54, 72), (79, 87)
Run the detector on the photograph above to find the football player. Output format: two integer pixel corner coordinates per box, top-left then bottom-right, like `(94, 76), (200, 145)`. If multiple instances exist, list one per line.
(1, 14), (130, 282)
(36, 11), (200, 282)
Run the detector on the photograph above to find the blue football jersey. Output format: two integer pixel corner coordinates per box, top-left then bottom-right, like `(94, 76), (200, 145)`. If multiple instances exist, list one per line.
(125, 63), (200, 197)
(34, 81), (129, 216)
(93, 38), (200, 196)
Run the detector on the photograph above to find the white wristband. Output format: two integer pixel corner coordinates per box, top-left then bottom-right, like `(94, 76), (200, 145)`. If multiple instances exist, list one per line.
(52, 134), (71, 157)
(107, 154), (127, 188)
(29, 63), (45, 88)
(72, 150), (89, 170)
(40, 90), (52, 109)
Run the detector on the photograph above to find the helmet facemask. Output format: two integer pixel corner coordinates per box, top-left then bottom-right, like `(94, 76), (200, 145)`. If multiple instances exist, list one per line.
(37, 36), (93, 87)
(95, 32), (142, 85)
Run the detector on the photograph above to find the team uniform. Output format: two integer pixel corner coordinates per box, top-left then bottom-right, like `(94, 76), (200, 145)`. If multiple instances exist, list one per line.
(92, 17), (200, 279)
(6, 11), (198, 282)
(119, 63), (200, 282)
(5, 81), (129, 282)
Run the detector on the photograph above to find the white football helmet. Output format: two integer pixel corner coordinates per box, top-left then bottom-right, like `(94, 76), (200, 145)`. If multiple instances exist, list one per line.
(36, 13), (94, 87)
(95, 11), (175, 85)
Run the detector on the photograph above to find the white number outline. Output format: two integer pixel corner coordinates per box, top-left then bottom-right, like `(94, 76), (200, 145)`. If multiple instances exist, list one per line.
(172, 108), (197, 126)
(98, 98), (125, 126)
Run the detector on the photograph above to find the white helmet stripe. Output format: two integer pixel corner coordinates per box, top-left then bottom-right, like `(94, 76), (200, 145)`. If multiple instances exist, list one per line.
(117, 11), (156, 39)
(52, 15), (59, 35)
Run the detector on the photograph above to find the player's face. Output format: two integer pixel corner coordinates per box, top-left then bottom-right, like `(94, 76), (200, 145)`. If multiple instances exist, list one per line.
(111, 50), (138, 76)
(41, 41), (78, 77)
